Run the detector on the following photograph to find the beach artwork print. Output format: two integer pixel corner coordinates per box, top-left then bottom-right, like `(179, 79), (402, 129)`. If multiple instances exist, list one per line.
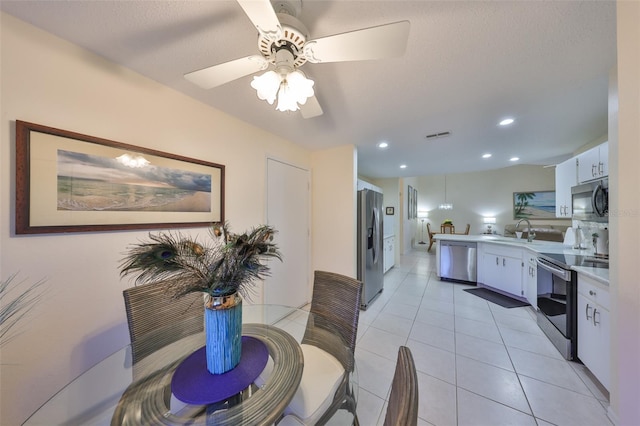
(57, 150), (212, 213)
(513, 191), (557, 220)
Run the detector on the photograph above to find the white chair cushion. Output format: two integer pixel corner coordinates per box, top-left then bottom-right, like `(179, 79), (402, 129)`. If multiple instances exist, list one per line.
(283, 343), (345, 423)
(278, 414), (305, 425)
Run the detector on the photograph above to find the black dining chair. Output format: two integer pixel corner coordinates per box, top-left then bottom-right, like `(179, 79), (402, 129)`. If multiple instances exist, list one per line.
(122, 282), (203, 365)
(281, 270), (363, 425)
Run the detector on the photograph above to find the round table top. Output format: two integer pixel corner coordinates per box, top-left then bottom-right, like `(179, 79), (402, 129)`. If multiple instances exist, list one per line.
(23, 305), (357, 426)
(111, 324), (304, 426)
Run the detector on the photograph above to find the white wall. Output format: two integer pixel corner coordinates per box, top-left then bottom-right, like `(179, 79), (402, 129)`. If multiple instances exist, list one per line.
(609, 2), (640, 424)
(311, 145), (358, 278)
(399, 177), (419, 254)
(414, 165), (570, 236)
(0, 13), (315, 425)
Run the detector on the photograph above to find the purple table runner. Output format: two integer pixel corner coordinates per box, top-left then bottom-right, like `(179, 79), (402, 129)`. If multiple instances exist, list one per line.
(171, 336), (269, 405)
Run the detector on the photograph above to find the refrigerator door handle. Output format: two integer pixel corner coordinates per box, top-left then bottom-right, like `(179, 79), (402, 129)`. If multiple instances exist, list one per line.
(372, 208), (380, 264)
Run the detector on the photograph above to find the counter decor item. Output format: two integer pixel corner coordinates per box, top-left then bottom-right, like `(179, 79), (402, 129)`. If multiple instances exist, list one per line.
(442, 219), (453, 225)
(120, 222), (281, 374)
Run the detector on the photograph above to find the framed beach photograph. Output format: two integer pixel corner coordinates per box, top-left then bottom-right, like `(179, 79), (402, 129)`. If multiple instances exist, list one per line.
(15, 120), (225, 234)
(513, 190), (557, 220)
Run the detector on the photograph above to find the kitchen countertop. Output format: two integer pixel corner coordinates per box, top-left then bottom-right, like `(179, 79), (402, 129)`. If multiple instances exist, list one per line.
(434, 234), (610, 285)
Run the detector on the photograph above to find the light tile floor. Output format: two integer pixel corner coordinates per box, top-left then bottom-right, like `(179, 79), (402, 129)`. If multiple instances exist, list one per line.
(354, 249), (611, 426)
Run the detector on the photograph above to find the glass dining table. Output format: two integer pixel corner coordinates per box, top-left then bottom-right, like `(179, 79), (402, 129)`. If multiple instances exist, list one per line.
(22, 305), (358, 426)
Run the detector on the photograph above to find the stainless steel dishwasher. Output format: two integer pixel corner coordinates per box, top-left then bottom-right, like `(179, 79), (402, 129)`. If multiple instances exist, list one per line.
(440, 241), (477, 283)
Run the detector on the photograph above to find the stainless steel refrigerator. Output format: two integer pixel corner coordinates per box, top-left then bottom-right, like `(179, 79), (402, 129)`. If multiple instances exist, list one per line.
(357, 189), (384, 310)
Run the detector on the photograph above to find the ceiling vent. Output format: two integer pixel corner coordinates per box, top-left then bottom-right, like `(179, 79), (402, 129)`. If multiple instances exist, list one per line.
(425, 131), (451, 139)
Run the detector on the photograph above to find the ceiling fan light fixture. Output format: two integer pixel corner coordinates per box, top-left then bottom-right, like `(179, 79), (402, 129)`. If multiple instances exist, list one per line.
(253, 68), (314, 112)
(251, 70), (281, 104)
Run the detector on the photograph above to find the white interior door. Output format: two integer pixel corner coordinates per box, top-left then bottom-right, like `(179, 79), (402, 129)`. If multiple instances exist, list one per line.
(265, 158), (310, 307)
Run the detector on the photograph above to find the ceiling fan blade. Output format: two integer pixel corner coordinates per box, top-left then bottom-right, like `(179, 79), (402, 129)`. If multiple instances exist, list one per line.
(184, 55), (268, 90)
(300, 95), (323, 119)
(236, 0), (281, 39)
(303, 21), (410, 63)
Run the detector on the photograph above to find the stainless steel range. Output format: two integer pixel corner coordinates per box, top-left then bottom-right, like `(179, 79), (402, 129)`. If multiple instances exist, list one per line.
(536, 252), (609, 360)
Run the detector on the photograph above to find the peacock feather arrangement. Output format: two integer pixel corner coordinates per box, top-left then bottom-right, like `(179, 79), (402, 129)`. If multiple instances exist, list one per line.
(0, 273), (46, 347)
(119, 222), (282, 300)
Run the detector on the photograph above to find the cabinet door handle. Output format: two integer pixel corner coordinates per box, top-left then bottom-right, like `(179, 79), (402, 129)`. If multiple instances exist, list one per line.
(496, 257), (499, 265)
(592, 164), (597, 177)
(599, 161), (604, 175)
(593, 308), (600, 325)
(586, 303), (592, 320)
(589, 290), (596, 296)
(503, 258), (506, 267)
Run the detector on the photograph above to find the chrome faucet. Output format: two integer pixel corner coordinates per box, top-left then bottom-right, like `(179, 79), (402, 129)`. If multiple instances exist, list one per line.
(516, 218), (536, 242)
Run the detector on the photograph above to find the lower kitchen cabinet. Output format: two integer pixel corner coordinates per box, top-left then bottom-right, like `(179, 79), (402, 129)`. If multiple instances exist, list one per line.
(478, 243), (524, 297)
(524, 252), (538, 309)
(383, 236), (395, 273)
(577, 274), (610, 390)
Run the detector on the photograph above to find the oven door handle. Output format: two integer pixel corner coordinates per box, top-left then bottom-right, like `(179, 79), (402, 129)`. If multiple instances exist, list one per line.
(536, 257), (572, 281)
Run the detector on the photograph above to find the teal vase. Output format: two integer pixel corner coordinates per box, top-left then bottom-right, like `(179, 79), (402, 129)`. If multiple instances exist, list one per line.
(204, 292), (242, 374)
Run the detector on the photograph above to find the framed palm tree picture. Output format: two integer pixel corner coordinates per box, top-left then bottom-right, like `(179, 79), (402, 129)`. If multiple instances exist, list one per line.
(513, 191), (557, 220)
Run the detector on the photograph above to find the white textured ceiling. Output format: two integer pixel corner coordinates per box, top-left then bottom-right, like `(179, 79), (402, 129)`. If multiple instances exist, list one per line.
(0, 0), (616, 179)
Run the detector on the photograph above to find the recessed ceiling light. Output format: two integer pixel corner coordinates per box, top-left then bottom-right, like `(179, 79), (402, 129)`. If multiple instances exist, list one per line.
(509, 157), (520, 162)
(400, 164), (407, 169)
(378, 142), (388, 149)
(499, 118), (515, 126)
(482, 153), (492, 159)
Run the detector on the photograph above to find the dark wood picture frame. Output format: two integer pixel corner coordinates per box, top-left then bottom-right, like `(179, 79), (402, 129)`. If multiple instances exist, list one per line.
(386, 206), (394, 215)
(15, 120), (225, 234)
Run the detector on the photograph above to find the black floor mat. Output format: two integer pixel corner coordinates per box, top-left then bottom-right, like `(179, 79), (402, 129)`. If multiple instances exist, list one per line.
(537, 298), (566, 316)
(463, 287), (529, 308)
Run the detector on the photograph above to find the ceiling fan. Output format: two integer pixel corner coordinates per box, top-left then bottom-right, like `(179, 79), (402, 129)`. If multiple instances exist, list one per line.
(184, 0), (410, 118)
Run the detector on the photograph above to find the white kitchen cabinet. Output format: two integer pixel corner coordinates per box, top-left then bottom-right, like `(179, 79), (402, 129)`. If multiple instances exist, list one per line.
(524, 252), (538, 309)
(577, 274), (610, 390)
(577, 141), (608, 183)
(383, 236), (395, 273)
(555, 158), (577, 218)
(478, 243), (524, 298)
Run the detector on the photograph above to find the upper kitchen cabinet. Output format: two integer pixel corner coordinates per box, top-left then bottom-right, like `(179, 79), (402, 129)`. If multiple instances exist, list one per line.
(577, 142), (608, 183)
(556, 158), (577, 218)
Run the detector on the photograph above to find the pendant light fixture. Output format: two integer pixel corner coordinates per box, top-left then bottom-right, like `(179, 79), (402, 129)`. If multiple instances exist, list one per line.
(439, 175), (453, 210)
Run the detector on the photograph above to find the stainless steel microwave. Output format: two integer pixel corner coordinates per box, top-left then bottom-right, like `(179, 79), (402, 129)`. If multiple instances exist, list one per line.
(571, 178), (608, 222)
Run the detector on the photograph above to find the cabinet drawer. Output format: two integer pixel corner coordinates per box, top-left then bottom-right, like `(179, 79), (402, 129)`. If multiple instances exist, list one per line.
(481, 243), (522, 258)
(578, 275), (610, 310)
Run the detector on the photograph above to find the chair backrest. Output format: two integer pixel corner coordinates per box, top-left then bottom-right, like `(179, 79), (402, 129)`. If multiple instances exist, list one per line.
(123, 282), (204, 364)
(383, 346), (419, 426)
(302, 270), (363, 372)
(463, 223), (470, 235)
(426, 222), (433, 236)
(441, 223), (455, 234)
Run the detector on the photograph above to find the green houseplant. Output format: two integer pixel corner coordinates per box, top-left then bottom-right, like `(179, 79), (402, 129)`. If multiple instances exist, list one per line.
(119, 222), (282, 374)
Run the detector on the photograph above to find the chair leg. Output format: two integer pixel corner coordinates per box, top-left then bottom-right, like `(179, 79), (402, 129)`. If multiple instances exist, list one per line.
(428, 238), (433, 251)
